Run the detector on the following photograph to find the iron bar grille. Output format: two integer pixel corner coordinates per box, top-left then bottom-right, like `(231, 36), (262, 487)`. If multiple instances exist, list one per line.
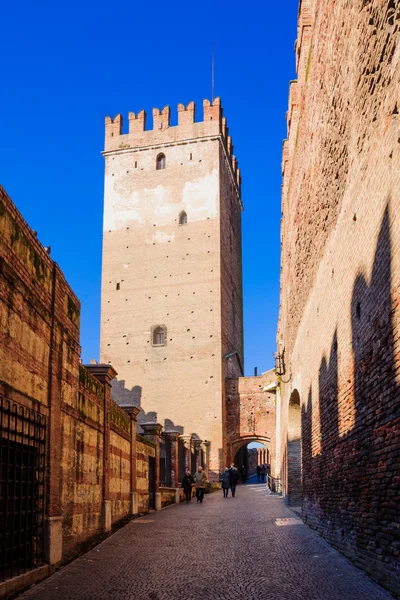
(0, 397), (47, 582)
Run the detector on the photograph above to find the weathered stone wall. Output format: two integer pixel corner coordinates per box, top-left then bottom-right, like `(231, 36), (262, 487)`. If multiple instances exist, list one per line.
(0, 185), (82, 565)
(100, 99), (243, 478)
(136, 435), (156, 514)
(160, 487), (176, 508)
(109, 403), (132, 523)
(61, 367), (104, 558)
(278, 0), (400, 594)
(225, 370), (276, 471)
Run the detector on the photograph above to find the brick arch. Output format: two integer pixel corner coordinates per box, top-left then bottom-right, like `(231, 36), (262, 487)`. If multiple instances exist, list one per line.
(229, 435), (271, 466)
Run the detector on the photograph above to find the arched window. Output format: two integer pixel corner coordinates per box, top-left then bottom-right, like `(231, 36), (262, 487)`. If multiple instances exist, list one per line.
(179, 211), (188, 225)
(153, 326), (166, 346)
(156, 153), (166, 170)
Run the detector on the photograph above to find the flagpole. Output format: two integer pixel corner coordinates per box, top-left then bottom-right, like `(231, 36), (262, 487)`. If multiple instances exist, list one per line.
(212, 41), (215, 102)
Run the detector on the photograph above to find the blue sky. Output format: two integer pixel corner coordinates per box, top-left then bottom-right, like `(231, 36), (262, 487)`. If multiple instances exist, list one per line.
(1, 0), (298, 375)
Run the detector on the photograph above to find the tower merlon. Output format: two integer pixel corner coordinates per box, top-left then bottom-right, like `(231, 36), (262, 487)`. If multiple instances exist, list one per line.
(203, 97), (222, 125)
(105, 114), (123, 139)
(129, 110), (146, 134)
(152, 105), (170, 131)
(178, 101), (196, 126)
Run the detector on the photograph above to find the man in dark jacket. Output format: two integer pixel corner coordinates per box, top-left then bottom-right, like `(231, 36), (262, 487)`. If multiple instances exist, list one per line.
(256, 465), (261, 482)
(229, 464), (239, 497)
(181, 469), (194, 502)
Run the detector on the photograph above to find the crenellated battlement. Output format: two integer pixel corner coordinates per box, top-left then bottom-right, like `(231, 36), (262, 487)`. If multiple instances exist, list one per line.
(104, 97), (240, 192)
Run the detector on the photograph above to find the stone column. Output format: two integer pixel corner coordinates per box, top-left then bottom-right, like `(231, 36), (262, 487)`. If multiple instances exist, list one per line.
(164, 431), (180, 489)
(179, 434), (192, 472)
(45, 266), (64, 565)
(141, 422), (163, 510)
(193, 439), (203, 470)
(122, 405), (141, 515)
(86, 364), (118, 532)
(201, 441), (211, 480)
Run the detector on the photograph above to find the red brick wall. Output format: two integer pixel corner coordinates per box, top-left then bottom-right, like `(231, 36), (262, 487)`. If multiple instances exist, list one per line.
(225, 370), (276, 473)
(278, 0), (400, 594)
(0, 187), (152, 569)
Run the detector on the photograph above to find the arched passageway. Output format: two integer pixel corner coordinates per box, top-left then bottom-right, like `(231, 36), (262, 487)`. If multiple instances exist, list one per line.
(232, 439), (271, 483)
(287, 389), (301, 505)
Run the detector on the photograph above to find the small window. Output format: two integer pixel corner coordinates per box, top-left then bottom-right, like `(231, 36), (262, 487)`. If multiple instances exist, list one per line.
(156, 153), (166, 170)
(116, 282), (120, 290)
(153, 326), (166, 346)
(179, 211), (188, 225)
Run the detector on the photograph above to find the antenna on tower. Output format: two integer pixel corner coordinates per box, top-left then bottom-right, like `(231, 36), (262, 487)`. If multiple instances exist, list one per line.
(212, 41), (215, 102)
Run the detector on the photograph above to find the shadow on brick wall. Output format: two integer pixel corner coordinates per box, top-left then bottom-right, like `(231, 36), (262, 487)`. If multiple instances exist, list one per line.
(301, 204), (399, 595)
(111, 378), (184, 433)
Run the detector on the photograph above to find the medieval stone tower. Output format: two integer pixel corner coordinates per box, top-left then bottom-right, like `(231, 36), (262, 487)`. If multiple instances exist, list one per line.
(100, 98), (243, 478)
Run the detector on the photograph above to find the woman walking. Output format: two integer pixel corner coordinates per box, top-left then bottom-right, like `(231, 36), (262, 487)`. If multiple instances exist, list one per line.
(221, 468), (230, 498)
(181, 469), (194, 502)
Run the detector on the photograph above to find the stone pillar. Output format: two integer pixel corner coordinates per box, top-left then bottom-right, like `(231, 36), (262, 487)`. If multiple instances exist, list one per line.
(201, 441), (211, 480)
(141, 422), (163, 510)
(46, 266), (64, 565)
(193, 439), (203, 469)
(85, 364), (118, 532)
(165, 431), (180, 488)
(123, 405), (141, 515)
(179, 434), (192, 472)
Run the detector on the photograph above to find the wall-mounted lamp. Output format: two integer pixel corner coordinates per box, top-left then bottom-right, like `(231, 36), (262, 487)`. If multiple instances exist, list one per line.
(274, 349), (285, 376)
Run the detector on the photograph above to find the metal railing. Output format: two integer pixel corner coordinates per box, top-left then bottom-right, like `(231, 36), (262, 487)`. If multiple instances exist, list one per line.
(0, 398), (47, 582)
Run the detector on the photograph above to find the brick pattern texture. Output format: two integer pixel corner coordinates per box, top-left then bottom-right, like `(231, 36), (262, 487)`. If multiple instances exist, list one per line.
(278, 0), (400, 595)
(225, 371), (276, 471)
(100, 99), (243, 478)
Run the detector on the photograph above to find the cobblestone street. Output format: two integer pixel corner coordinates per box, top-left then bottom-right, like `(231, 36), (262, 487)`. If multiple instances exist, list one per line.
(20, 484), (393, 600)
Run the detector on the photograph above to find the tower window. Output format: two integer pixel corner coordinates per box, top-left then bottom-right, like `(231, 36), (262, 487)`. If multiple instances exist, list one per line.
(152, 325), (166, 346)
(179, 211), (188, 225)
(116, 282), (120, 290)
(156, 153), (166, 170)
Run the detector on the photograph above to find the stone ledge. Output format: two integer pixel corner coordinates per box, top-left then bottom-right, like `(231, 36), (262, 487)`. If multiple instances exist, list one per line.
(0, 565), (52, 599)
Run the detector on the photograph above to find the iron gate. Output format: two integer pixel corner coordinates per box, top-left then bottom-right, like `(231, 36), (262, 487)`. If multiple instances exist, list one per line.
(0, 397), (47, 582)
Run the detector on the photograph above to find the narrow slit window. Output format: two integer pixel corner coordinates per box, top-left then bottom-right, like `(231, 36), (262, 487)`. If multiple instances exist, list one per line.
(153, 326), (166, 346)
(156, 153), (166, 170)
(116, 282), (120, 290)
(179, 211), (188, 225)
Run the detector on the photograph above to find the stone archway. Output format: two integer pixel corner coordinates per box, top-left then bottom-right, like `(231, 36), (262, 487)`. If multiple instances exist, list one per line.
(229, 435), (271, 471)
(287, 389), (301, 506)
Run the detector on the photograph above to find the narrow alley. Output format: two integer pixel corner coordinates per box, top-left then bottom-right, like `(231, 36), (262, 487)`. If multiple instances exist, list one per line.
(20, 485), (392, 600)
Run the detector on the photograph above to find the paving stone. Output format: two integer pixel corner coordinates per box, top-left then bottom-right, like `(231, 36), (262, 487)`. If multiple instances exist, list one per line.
(20, 484), (394, 600)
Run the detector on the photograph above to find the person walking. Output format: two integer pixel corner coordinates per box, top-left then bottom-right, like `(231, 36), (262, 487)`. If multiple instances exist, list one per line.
(229, 464), (239, 497)
(256, 465), (261, 482)
(240, 464), (247, 485)
(193, 466), (207, 503)
(181, 469), (194, 502)
(221, 468), (230, 498)
(260, 464), (266, 483)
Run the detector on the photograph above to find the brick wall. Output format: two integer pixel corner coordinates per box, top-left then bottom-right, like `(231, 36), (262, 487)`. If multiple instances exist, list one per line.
(0, 187), (161, 584)
(136, 435), (156, 514)
(225, 370), (276, 472)
(278, 0), (400, 594)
